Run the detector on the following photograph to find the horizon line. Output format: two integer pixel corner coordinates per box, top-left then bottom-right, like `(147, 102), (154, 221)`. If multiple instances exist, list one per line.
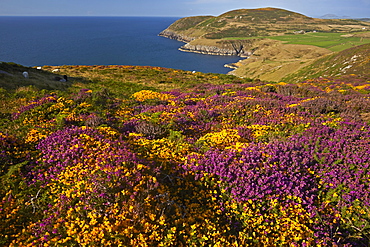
(0, 15), (185, 18)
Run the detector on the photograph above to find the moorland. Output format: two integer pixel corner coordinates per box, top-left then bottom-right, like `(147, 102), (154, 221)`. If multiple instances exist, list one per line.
(0, 7), (370, 246)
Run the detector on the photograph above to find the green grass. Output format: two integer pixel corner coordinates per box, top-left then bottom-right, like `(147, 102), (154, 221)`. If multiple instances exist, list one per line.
(268, 32), (370, 51)
(223, 32), (370, 52)
(281, 43), (370, 83)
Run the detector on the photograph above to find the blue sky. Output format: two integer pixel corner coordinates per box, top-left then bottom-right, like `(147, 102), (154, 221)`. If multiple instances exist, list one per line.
(0, 0), (369, 18)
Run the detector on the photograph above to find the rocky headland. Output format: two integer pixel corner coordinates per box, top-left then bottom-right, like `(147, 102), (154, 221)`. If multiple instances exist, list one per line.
(159, 31), (255, 57)
(159, 30), (252, 57)
(178, 43), (254, 57)
(158, 30), (195, 43)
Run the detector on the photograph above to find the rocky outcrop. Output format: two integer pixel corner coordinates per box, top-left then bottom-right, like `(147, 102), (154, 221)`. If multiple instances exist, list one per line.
(158, 30), (195, 43)
(159, 29), (254, 57)
(179, 43), (253, 57)
(0, 70), (14, 76)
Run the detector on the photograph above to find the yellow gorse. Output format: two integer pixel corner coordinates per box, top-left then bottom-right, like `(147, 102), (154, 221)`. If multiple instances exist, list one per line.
(132, 90), (175, 102)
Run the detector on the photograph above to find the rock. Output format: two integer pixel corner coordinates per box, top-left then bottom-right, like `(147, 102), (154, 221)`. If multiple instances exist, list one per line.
(159, 29), (254, 57)
(179, 43), (252, 57)
(158, 30), (195, 43)
(0, 70), (14, 76)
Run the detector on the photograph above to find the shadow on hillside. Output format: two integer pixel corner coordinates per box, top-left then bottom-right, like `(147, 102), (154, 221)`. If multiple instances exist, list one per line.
(0, 62), (92, 91)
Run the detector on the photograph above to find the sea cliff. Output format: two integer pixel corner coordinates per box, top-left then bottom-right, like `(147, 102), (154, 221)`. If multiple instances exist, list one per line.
(159, 30), (254, 57)
(179, 43), (253, 57)
(158, 30), (195, 43)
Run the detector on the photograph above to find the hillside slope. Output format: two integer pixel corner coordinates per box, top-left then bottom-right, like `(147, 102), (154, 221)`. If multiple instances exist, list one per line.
(227, 39), (332, 81)
(161, 7), (369, 40)
(282, 43), (370, 82)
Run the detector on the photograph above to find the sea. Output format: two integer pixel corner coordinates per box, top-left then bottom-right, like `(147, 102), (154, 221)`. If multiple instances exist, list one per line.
(0, 16), (240, 74)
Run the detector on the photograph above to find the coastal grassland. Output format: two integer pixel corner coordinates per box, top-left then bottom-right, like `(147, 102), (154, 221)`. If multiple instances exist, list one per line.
(224, 31), (370, 52)
(0, 63), (248, 133)
(228, 39), (332, 81)
(227, 33), (370, 81)
(0, 62), (72, 91)
(282, 43), (370, 83)
(163, 16), (214, 38)
(268, 31), (370, 52)
(164, 15), (213, 32)
(1, 61), (370, 246)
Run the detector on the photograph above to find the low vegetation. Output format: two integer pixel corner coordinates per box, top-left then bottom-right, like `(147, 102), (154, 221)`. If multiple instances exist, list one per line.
(266, 32), (370, 52)
(1, 61), (370, 246)
(282, 43), (370, 83)
(230, 42), (370, 82)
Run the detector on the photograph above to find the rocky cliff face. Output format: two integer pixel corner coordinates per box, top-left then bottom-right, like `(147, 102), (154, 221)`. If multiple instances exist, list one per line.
(159, 29), (254, 57)
(158, 30), (195, 43)
(179, 43), (253, 57)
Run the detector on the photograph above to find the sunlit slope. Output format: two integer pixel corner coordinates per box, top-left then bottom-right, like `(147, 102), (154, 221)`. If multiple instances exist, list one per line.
(282, 43), (370, 82)
(163, 7), (370, 40)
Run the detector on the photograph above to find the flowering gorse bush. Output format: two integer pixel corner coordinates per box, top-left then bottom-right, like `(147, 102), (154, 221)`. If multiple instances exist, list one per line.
(1, 73), (370, 246)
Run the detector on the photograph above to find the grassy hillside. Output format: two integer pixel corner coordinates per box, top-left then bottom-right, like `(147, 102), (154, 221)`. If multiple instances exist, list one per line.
(0, 62), (247, 124)
(282, 43), (370, 82)
(229, 42), (370, 82)
(0, 62), (73, 91)
(1, 61), (370, 246)
(227, 39), (332, 81)
(165, 7), (370, 39)
(268, 32), (370, 52)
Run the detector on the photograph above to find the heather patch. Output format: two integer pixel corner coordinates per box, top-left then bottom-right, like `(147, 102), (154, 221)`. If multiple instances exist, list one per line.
(1, 72), (370, 246)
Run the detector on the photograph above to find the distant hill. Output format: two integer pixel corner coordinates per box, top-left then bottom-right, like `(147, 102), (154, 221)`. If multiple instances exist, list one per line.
(160, 7), (370, 41)
(320, 14), (352, 19)
(357, 18), (370, 22)
(320, 14), (370, 22)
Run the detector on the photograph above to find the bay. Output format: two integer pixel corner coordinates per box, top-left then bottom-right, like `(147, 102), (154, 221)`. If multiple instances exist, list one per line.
(0, 16), (239, 74)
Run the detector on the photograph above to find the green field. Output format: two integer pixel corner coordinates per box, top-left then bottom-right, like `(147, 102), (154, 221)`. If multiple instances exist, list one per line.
(224, 32), (370, 52)
(268, 32), (370, 51)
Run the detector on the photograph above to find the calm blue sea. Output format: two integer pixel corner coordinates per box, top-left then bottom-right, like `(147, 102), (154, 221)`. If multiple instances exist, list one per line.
(0, 16), (239, 74)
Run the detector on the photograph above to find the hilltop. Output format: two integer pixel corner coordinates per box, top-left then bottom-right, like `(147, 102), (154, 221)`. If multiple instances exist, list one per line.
(161, 8), (369, 40)
(160, 7), (370, 81)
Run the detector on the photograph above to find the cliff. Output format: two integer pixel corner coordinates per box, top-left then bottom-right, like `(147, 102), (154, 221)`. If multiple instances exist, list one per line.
(179, 43), (249, 56)
(159, 32), (257, 57)
(158, 30), (195, 43)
